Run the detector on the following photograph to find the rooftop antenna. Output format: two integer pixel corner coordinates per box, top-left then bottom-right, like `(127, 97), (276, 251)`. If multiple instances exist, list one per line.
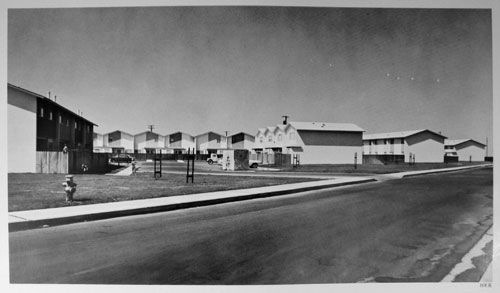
(48, 91), (51, 100)
(54, 95), (57, 102)
(148, 125), (155, 132)
(282, 115), (289, 125)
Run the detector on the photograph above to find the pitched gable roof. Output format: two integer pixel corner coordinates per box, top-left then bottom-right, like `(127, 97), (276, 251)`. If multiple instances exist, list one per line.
(363, 129), (447, 140)
(195, 131), (223, 138)
(445, 139), (486, 147)
(106, 130), (134, 137)
(8, 83), (98, 126)
(288, 121), (364, 132)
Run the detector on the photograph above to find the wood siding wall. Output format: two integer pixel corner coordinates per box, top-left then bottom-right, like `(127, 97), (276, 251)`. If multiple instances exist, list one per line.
(36, 151), (109, 174)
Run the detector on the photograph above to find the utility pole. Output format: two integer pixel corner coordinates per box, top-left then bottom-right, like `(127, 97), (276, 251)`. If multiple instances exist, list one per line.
(486, 137), (488, 157)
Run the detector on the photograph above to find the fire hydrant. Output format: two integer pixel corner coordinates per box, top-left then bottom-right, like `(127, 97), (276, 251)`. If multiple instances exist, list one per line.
(62, 175), (77, 203)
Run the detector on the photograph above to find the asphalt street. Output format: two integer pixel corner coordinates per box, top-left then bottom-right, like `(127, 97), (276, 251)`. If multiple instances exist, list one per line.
(9, 168), (493, 284)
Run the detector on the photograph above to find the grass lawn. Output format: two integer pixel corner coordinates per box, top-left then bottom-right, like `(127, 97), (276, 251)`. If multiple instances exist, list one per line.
(279, 161), (488, 174)
(8, 173), (317, 212)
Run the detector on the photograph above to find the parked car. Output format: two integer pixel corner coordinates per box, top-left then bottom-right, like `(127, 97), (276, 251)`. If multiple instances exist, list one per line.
(207, 153), (260, 168)
(249, 160), (260, 168)
(444, 150), (459, 163)
(110, 154), (134, 164)
(207, 153), (223, 165)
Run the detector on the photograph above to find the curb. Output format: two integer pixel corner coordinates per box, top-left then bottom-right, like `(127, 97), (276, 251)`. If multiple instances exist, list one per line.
(9, 178), (376, 232)
(400, 164), (492, 178)
(9, 164), (491, 232)
(441, 226), (493, 282)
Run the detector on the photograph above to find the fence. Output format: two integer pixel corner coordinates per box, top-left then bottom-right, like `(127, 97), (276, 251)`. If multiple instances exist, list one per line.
(250, 153), (291, 168)
(36, 152), (68, 174)
(131, 153), (210, 161)
(36, 151), (110, 174)
(362, 154), (405, 165)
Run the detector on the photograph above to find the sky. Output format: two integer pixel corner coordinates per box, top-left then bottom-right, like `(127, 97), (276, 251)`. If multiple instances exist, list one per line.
(7, 5), (493, 152)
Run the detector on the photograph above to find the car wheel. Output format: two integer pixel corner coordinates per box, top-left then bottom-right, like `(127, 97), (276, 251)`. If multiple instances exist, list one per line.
(250, 163), (258, 168)
(208, 159), (214, 165)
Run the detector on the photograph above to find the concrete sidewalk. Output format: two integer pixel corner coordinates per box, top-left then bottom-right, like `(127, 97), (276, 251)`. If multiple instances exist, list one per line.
(8, 176), (376, 232)
(9, 163), (491, 232)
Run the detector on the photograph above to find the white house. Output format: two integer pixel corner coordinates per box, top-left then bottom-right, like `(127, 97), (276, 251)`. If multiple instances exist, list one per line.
(363, 129), (447, 163)
(92, 132), (111, 153)
(194, 132), (228, 154)
(166, 132), (196, 154)
(134, 131), (168, 154)
(445, 139), (486, 162)
(227, 132), (255, 151)
(253, 121), (364, 164)
(98, 130), (135, 154)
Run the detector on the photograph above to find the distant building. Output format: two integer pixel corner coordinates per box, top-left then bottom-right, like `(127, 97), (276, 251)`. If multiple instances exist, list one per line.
(194, 132), (228, 154)
(445, 139), (486, 162)
(253, 121), (364, 164)
(8, 83), (97, 172)
(166, 132), (196, 154)
(134, 131), (168, 154)
(92, 132), (109, 153)
(227, 132), (255, 152)
(363, 129), (447, 163)
(92, 130), (134, 153)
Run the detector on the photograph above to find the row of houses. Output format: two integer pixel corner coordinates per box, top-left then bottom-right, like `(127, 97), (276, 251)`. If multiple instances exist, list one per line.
(7, 83), (488, 172)
(97, 120), (487, 165)
(252, 121), (487, 164)
(93, 131), (255, 155)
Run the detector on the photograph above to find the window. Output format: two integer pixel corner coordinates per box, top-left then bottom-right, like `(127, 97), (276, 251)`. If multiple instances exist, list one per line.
(260, 136), (263, 143)
(66, 119), (69, 127)
(87, 125), (90, 133)
(278, 134), (282, 141)
(75, 122), (78, 129)
(49, 111), (53, 121)
(289, 132), (295, 140)
(268, 136), (272, 142)
(40, 107), (44, 117)
(59, 115), (62, 124)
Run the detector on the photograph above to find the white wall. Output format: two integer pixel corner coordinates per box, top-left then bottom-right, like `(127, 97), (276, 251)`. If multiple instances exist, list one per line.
(8, 104), (37, 172)
(253, 131), (265, 151)
(406, 132), (445, 162)
(363, 138), (405, 155)
(456, 143), (485, 162)
(299, 145), (363, 164)
(93, 134), (104, 147)
(106, 133), (134, 151)
(134, 133), (166, 153)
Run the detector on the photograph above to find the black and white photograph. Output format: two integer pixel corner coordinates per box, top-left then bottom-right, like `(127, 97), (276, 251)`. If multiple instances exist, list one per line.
(1, 0), (497, 292)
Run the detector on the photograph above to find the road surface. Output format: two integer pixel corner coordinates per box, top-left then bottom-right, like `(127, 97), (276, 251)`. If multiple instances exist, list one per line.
(9, 167), (493, 284)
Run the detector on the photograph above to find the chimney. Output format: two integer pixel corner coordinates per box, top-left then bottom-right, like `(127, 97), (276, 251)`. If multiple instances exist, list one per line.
(282, 115), (289, 125)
